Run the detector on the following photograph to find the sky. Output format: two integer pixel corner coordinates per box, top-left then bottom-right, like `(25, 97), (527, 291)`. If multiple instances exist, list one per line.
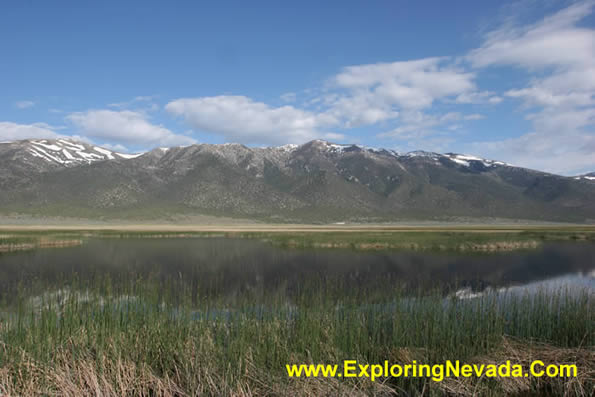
(1, 0), (594, 175)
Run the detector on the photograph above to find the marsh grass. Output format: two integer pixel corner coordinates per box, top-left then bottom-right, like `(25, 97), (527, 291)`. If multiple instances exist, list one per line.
(80, 228), (595, 252)
(240, 229), (595, 252)
(2, 228), (595, 254)
(0, 233), (82, 254)
(0, 273), (592, 396)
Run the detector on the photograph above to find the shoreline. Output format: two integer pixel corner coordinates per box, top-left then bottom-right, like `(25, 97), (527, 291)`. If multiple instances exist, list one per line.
(2, 224), (595, 233)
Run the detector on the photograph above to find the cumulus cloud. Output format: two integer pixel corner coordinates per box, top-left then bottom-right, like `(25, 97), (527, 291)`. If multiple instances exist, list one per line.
(0, 122), (60, 141)
(15, 100), (35, 109)
(324, 91), (398, 127)
(67, 110), (196, 147)
(327, 58), (478, 125)
(166, 96), (342, 145)
(333, 58), (476, 110)
(466, 0), (595, 174)
(323, 57), (492, 140)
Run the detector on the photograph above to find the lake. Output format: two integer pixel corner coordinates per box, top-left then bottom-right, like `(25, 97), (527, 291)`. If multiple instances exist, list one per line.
(1, 237), (593, 304)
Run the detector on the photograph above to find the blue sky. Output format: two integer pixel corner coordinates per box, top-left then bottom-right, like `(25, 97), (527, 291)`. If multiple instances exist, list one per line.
(1, 0), (594, 175)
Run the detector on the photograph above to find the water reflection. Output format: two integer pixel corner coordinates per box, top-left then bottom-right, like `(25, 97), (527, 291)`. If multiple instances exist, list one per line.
(0, 238), (593, 301)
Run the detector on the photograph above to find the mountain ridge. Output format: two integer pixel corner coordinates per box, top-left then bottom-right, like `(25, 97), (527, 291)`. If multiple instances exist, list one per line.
(0, 138), (521, 171)
(1, 138), (594, 223)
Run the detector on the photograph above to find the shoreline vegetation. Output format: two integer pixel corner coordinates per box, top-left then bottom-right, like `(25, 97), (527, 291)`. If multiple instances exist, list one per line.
(0, 276), (592, 396)
(0, 237), (82, 253)
(1, 226), (595, 253)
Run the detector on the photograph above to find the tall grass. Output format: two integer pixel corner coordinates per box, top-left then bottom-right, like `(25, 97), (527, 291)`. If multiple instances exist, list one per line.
(0, 274), (592, 396)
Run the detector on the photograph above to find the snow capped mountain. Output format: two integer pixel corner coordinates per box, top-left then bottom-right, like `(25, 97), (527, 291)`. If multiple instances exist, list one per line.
(1, 138), (594, 222)
(0, 138), (519, 173)
(0, 139), (143, 167)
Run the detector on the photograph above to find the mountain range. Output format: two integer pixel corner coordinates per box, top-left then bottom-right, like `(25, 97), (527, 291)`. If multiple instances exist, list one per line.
(1, 138), (594, 223)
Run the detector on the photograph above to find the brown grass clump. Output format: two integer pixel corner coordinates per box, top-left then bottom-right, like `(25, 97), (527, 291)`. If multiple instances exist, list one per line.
(0, 338), (592, 396)
(438, 337), (594, 397)
(0, 349), (399, 397)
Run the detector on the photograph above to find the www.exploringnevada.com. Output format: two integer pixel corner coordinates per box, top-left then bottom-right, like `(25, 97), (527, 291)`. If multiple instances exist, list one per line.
(286, 360), (577, 382)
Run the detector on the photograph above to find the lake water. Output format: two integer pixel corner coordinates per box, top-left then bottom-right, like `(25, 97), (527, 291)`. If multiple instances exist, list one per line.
(0, 238), (593, 303)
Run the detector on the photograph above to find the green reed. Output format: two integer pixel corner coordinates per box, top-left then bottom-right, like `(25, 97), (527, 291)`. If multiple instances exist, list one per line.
(0, 273), (592, 395)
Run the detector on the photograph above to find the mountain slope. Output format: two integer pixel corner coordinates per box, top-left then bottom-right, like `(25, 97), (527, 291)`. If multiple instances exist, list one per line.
(1, 139), (594, 222)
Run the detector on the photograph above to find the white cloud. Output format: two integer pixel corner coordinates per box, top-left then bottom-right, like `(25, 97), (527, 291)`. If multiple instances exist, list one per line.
(15, 100), (35, 109)
(331, 57), (477, 113)
(322, 57), (490, 140)
(67, 110), (196, 147)
(325, 91), (398, 127)
(455, 91), (502, 104)
(469, 2), (595, 107)
(466, 1), (595, 175)
(166, 96), (341, 145)
(0, 121), (60, 141)
(469, 1), (594, 69)
(505, 85), (594, 108)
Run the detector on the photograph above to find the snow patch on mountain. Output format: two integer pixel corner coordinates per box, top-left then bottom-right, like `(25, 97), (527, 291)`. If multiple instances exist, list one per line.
(276, 144), (298, 152)
(32, 141), (62, 151)
(62, 149), (75, 160)
(58, 139), (85, 150)
(405, 151), (443, 161)
(445, 153), (511, 168)
(20, 139), (120, 166)
(116, 152), (144, 159)
(94, 147), (115, 160)
(312, 140), (351, 153)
